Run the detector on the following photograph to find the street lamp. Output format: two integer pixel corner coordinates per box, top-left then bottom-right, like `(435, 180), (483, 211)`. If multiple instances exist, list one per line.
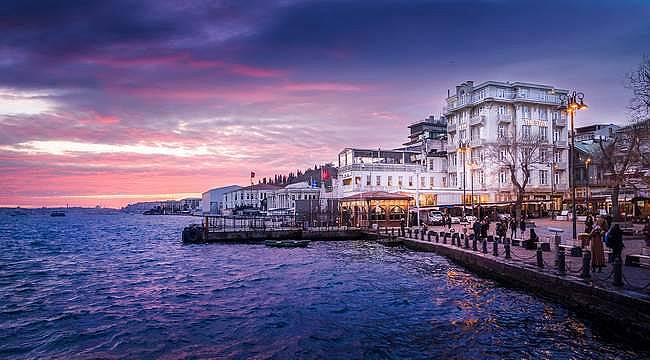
(458, 140), (470, 221)
(585, 157), (592, 212)
(469, 160), (480, 217)
(560, 91), (588, 241)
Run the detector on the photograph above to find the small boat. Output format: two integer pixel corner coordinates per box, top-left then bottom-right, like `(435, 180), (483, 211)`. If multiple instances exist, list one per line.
(264, 239), (310, 248)
(50, 211), (66, 217)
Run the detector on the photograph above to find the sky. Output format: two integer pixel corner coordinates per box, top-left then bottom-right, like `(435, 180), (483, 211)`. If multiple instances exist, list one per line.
(1, 0), (649, 208)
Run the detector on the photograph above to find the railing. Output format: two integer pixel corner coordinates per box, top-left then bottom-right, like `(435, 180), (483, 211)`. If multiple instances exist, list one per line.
(470, 138), (485, 147)
(554, 117), (567, 127)
(497, 113), (512, 122)
(447, 123), (457, 132)
(555, 140), (568, 147)
(470, 115), (486, 126)
(204, 215), (299, 232)
(339, 163), (424, 172)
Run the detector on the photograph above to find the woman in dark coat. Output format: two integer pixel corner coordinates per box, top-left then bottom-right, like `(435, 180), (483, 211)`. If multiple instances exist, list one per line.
(519, 217), (526, 234)
(607, 224), (624, 261)
(509, 218), (517, 239)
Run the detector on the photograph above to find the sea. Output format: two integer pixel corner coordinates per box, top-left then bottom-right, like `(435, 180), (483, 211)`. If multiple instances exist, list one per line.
(0, 208), (647, 359)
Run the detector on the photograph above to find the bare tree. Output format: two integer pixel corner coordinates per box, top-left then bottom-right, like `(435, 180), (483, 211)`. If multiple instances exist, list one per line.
(485, 134), (548, 221)
(627, 55), (650, 122)
(595, 127), (641, 219)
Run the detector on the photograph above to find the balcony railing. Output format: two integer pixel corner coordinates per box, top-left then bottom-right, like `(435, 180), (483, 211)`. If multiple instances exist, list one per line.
(469, 115), (486, 126)
(554, 117), (567, 127)
(497, 113), (512, 123)
(470, 138), (485, 147)
(555, 140), (568, 147)
(447, 123), (457, 132)
(339, 163), (424, 173)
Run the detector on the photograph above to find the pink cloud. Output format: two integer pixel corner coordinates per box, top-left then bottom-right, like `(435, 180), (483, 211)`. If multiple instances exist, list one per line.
(282, 82), (369, 92)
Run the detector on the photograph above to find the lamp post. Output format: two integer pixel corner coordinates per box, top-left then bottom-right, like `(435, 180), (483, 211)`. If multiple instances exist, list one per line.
(585, 157), (592, 213)
(469, 160), (479, 218)
(560, 91), (588, 241)
(459, 140), (469, 221)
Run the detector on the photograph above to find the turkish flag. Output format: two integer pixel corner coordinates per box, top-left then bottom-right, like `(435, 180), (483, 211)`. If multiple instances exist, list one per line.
(250, 171), (255, 178)
(321, 168), (330, 181)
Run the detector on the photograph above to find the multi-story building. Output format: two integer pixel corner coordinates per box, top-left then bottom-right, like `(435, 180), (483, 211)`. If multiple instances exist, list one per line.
(443, 81), (570, 213)
(201, 185), (242, 214)
(267, 181), (321, 210)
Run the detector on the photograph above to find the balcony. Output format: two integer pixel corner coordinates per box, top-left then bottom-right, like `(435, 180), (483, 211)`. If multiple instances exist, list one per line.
(497, 113), (512, 123)
(447, 122), (457, 132)
(470, 138), (485, 147)
(553, 163), (567, 171)
(469, 115), (486, 126)
(554, 117), (567, 127)
(555, 140), (568, 148)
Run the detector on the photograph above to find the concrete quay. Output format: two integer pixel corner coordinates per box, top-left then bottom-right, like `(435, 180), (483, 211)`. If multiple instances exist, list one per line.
(184, 227), (367, 243)
(393, 231), (650, 347)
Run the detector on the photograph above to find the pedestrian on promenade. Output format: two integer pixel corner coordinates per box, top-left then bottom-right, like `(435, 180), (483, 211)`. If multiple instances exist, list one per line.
(473, 219), (481, 240)
(509, 217), (517, 239)
(446, 214), (452, 229)
(590, 217), (607, 272)
(480, 217), (488, 239)
(643, 218), (650, 247)
(584, 214), (594, 234)
(400, 218), (405, 237)
(606, 223), (624, 260)
(519, 217), (526, 234)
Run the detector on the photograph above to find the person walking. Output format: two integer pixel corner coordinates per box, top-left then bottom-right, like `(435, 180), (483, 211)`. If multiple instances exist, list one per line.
(606, 223), (624, 261)
(446, 213), (452, 229)
(584, 214), (594, 234)
(473, 219), (482, 240)
(480, 218), (488, 239)
(519, 217), (526, 235)
(509, 217), (517, 239)
(590, 217), (607, 272)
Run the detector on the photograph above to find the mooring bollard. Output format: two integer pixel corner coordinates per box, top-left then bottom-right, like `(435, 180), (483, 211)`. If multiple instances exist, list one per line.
(536, 248), (544, 268)
(435, 232), (439, 243)
(391, 228), (395, 236)
(443, 233), (447, 244)
(407, 228), (411, 238)
(557, 247), (566, 275)
(482, 238), (488, 254)
(451, 234), (456, 246)
(420, 229), (424, 240)
(613, 257), (623, 287)
(464, 236), (469, 249)
(492, 240), (498, 256)
(427, 231), (432, 242)
(581, 250), (591, 279)
(505, 240), (511, 259)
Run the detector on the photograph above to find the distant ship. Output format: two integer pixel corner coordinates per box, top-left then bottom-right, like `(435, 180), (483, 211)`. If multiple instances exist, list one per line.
(50, 211), (66, 217)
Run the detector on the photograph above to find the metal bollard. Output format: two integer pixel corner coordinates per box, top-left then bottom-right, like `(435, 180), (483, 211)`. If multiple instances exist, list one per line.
(427, 231), (432, 242)
(391, 228), (395, 236)
(472, 237), (478, 251)
(451, 234), (455, 246)
(443, 233), (447, 244)
(505, 240), (511, 259)
(420, 229), (424, 240)
(435, 232), (439, 243)
(492, 240), (498, 256)
(581, 250), (591, 279)
(557, 247), (566, 275)
(536, 248), (544, 268)
(482, 238), (488, 254)
(407, 228), (411, 238)
(613, 257), (623, 287)
(464, 236), (469, 249)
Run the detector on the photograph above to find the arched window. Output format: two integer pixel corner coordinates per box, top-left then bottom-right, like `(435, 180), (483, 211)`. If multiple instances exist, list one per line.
(389, 206), (406, 220)
(370, 206), (386, 221)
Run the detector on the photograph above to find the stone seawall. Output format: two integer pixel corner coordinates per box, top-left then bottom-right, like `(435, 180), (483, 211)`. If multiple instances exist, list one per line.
(401, 237), (650, 347)
(197, 229), (366, 243)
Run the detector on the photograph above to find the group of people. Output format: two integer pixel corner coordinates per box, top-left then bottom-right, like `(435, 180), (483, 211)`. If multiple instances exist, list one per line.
(584, 214), (624, 272)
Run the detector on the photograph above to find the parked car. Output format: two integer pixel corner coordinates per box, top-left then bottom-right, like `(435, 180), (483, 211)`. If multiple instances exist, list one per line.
(464, 215), (477, 223)
(450, 216), (461, 224)
(428, 211), (444, 225)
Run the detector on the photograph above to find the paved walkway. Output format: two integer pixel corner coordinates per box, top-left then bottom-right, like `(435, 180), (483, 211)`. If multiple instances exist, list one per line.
(411, 217), (650, 296)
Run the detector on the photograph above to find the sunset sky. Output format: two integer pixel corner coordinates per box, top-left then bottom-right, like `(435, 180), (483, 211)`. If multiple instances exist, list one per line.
(1, 0), (649, 208)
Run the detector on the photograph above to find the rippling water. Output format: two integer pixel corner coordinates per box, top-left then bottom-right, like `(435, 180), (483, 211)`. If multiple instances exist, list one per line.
(0, 209), (647, 359)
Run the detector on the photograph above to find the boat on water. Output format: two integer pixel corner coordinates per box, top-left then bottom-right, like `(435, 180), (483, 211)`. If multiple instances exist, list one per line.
(50, 211), (66, 217)
(264, 239), (310, 248)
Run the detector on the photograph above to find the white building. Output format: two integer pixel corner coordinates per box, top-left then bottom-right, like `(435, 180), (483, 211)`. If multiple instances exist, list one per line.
(222, 183), (281, 211)
(201, 185), (241, 214)
(443, 81), (570, 211)
(267, 181), (321, 210)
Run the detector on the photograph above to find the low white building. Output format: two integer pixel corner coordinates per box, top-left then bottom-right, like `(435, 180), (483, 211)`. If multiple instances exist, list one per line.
(222, 184), (281, 210)
(201, 185), (241, 214)
(267, 181), (321, 210)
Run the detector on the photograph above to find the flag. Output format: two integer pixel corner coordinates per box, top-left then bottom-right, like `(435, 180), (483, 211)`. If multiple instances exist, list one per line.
(321, 168), (330, 181)
(250, 171), (255, 178)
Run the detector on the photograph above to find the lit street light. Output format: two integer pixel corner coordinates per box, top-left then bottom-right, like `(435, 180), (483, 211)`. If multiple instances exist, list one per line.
(560, 91), (588, 241)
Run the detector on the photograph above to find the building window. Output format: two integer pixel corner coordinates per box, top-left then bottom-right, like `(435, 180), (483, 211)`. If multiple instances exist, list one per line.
(408, 176), (413, 187)
(430, 177), (434, 188)
(539, 170), (548, 185)
(387, 176), (393, 186)
(500, 171), (507, 184)
(522, 125), (531, 139)
(553, 129), (560, 143)
(539, 149), (547, 163)
(554, 150), (562, 163)
(389, 206), (405, 220)
(539, 126), (548, 141)
(442, 176), (447, 187)
(376, 175), (381, 186)
(554, 171), (560, 185)
(366, 175), (371, 186)
(370, 206), (386, 221)
(522, 105), (530, 118)
(539, 108), (547, 120)
(398, 176), (403, 187)
(354, 176), (361, 185)
(421, 177), (425, 188)
(498, 125), (506, 139)
(479, 170), (485, 186)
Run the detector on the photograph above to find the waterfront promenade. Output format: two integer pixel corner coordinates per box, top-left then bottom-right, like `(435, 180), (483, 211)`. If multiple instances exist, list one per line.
(421, 217), (650, 296)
